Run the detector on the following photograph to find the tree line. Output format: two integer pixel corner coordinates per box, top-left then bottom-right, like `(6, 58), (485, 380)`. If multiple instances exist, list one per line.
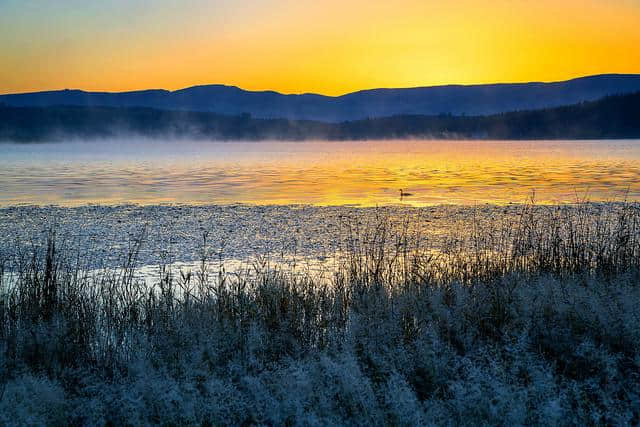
(1, 92), (639, 142)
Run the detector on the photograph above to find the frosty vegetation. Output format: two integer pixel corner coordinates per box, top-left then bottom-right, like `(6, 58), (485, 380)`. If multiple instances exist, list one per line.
(1, 202), (640, 425)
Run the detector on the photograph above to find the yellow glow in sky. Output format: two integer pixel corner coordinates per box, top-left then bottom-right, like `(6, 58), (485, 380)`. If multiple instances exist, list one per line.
(1, 0), (639, 95)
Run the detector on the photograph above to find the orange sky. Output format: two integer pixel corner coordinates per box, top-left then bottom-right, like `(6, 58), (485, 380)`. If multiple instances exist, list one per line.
(1, 0), (639, 95)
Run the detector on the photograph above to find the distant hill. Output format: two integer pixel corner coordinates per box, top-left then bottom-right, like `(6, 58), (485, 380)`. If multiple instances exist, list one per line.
(1, 74), (640, 122)
(1, 92), (639, 141)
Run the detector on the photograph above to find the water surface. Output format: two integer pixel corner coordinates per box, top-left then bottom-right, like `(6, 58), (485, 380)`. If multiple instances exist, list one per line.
(2, 139), (639, 206)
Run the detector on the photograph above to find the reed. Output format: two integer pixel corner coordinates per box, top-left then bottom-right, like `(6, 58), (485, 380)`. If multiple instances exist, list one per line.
(1, 201), (639, 425)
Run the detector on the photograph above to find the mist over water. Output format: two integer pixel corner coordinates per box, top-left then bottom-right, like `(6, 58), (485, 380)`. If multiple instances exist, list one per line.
(1, 139), (640, 206)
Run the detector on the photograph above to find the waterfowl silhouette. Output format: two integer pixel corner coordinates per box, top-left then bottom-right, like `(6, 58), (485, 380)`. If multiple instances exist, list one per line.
(399, 189), (413, 199)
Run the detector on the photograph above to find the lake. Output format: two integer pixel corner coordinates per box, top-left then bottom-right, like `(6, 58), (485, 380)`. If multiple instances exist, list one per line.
(2, 139), (640, 206)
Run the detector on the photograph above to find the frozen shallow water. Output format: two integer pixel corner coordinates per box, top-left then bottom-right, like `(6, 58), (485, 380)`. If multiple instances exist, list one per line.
(0, 204), (462, 269)
(1, 202), (632, 278)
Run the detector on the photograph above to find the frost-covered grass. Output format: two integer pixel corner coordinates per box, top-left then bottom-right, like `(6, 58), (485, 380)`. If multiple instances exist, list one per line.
(1, 202), (640, 425)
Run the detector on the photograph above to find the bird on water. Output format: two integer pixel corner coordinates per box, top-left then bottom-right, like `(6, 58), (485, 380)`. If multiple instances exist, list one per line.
(399, 189), (413, 199)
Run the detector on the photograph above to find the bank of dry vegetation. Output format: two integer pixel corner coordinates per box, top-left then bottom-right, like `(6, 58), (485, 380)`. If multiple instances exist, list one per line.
(1, 202), (640, 425)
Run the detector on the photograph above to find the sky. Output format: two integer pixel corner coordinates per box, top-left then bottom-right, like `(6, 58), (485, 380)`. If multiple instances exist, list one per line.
(1, 0), (639, 95)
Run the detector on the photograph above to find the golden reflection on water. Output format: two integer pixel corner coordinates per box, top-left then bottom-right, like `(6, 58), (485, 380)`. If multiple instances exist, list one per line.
(1, 140), (640, 206)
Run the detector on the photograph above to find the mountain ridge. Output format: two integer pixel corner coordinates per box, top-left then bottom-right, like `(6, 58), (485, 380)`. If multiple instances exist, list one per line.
(2, 74), (640, 122)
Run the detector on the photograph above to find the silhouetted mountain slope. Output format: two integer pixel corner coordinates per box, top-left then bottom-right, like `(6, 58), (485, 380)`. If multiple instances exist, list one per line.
(1, 92), (639, 142)
(336, 92), (640, 139)
(1, 74), (640, 122)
